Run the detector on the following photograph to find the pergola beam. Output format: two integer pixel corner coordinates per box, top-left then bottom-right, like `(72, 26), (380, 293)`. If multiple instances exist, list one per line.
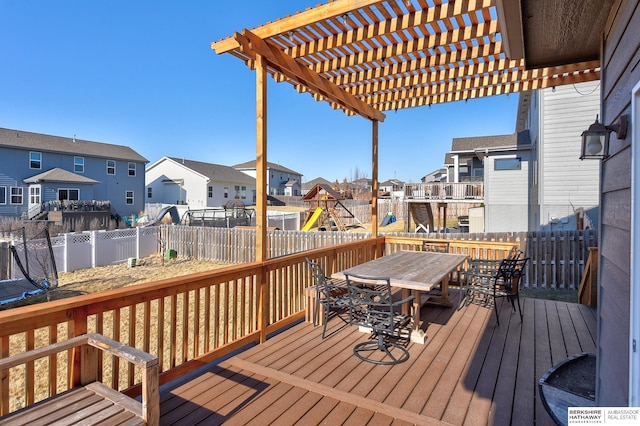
(212, 0), (386, 54)
(234, 29), (385, 122)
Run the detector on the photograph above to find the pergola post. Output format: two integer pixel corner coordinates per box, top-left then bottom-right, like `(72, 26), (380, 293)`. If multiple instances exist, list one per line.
(255, 54), (269, 343)
(371, 120), (379, 239)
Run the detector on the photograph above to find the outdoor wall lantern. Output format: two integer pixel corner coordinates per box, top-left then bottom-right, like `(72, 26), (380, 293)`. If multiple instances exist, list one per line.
(580, 114), (628, 160)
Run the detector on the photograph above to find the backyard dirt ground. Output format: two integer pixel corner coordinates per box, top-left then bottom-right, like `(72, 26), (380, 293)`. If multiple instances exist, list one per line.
(2, 254), (230, 309)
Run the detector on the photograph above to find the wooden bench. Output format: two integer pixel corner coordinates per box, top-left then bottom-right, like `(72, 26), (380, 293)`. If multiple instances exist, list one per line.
(0, 333), (159, 425)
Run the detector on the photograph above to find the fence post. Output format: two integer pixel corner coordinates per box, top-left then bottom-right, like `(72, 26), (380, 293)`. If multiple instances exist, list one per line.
(64, 233), (70, 273)
(91, 231), (97, 268)
(136, 226), (141, 260)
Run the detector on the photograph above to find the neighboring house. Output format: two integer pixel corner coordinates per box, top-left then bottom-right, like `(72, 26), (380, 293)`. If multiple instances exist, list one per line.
(145, 157), (257, 208)
(421, 168), (447, 183)
(233, 160), (302, 197)
(517, 81), (601, 231)
(379, 179), (404, 199)
(444, 134), (517, 183)
(0, 128), (147, 219)
(444, 81), (601, 233)
(302, 177), (335, 196)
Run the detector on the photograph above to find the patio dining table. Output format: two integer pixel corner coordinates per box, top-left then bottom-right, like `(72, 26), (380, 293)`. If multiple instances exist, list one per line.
(332, 250), (468, 344)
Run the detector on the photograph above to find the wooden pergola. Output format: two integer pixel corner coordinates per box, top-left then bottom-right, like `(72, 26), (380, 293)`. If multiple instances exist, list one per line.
(211, 0), (601, 261)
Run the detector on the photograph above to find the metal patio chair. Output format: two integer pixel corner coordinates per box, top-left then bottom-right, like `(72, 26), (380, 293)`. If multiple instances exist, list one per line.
(466, 256), (529, 325)
(345, 273), (414, 365)
(306, 258), (349, 338)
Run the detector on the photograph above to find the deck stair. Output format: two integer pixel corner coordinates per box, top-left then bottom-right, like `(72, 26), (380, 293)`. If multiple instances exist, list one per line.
(409, 202), (434, 232)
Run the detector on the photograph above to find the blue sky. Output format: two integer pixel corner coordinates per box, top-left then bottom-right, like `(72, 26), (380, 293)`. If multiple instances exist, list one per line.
(0, 1), (518, 183)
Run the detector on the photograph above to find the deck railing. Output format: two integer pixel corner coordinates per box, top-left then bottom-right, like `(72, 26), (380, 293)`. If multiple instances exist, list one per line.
(404, 182), (484, 201)
(0, 232), (580, 416)
(0, 238), (385, 417)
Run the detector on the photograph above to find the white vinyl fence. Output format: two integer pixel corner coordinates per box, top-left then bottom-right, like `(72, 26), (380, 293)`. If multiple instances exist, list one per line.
(9, 227), (159, 277)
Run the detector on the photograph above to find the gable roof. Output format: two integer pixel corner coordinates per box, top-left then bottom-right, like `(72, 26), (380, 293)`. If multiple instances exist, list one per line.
(167, 157), (255, 185)
(23, 168), (100, 184)
(0, 128), (147, 163)
(445, 131), (532, 164)
(302, 177), (335, 190)
(301, 183), (344, 201)
(451, 134), (518, 152)
(232, 160), (302, 176)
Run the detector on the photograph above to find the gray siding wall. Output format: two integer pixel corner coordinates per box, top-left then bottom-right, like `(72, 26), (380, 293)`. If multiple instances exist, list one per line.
(539, 82), (601, 230)
(598, 0), (639, 406)
(0, 148), (26, 217)
(484, 151), (531, 232)
(0, 147), (145, 218)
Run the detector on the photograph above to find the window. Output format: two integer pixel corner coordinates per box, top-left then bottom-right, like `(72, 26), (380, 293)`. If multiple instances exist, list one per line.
(0, 187), (6, 204)
(106, 160), (116, 175)
(29, 187), (40, 204)
(30, 152), (42, 169)
(252, 190), (256, 203)
(10, 187), (23, 204)
(125, 191), (134, 205)
(224, 187), (228, 199)
(494, 158), (521, 170)
(128, 162), (136, 176)
(208, 186), (213, 198)
(241, 186), (246, 199)
(58, 189), (79, 201)
(147, 187), (152, 198)
(234, 185), (240, 199)
(74, 156), (84, 173)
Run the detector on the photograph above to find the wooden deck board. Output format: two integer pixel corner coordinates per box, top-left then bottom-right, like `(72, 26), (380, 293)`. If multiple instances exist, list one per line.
(158, 297), (596, 426)
(534, 299), (558, 426)
(440, 304), (489, 425)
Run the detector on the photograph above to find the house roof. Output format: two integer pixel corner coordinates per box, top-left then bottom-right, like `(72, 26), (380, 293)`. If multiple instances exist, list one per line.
(232, 160), (302, 176)
(211, 0), (602, 119)
(301, 183), (344, 201)
(167, 157), (255, 185)
(451, 134), (517, 152)
(302, 177), (335, 190)
(445, 131), (531, 164)
(421, 168), (447, 182)
(380, 179), (404, 186)
(0, 128), (148, 163)
(23, 168), (100, 184)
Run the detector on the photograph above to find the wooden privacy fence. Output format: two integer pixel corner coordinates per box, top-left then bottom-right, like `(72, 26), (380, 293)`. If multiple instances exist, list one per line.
(380, 231), (596, 289)
(162, 227), (597, 289)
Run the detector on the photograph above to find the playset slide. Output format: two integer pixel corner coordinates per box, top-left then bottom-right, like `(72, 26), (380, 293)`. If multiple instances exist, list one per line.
(302, 207), (323, 231)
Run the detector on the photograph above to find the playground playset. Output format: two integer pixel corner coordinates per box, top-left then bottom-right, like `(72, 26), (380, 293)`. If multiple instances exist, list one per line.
(301, 184), (363, 231)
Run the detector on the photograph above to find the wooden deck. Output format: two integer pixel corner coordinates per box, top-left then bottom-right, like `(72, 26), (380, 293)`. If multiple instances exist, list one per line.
(159, 294), (596, 425)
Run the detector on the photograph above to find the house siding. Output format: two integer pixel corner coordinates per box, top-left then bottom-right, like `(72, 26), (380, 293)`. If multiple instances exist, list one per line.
(598, 0), (639, 406)
(484, 152), (530, 232)
(0, 141), (145, 218)
(146, 158), (257, 208)
(146, 161), (206, 207)
(0, 149), (24, 217)
(539, 82), (601, 230)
